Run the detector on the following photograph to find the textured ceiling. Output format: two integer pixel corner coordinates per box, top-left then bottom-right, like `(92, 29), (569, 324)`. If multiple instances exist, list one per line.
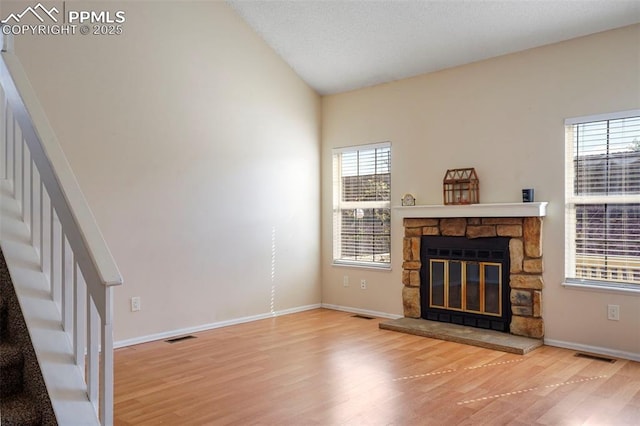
(227, 0), (640, 95)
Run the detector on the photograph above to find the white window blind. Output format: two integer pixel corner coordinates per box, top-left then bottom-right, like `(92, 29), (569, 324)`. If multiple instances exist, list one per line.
(333, 142), (391, 267)
(565, 111), (640, 288)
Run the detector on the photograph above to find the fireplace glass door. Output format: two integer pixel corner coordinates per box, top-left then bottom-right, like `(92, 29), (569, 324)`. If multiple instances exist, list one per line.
(429, 260), (502, 317)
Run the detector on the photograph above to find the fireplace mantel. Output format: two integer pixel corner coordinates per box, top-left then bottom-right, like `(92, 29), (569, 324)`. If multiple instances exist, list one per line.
(393, 202), (548, 219)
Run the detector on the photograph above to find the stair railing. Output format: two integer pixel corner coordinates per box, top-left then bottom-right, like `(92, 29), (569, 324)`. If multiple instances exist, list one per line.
(0, 29), (123, 425)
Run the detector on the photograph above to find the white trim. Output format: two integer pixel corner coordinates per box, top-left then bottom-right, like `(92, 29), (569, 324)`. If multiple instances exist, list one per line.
(114, 304), (321, 348)
(393, 202), (547, 218)
(562, 280), (640, 296)
(332, 140), (391, 154)
(332, 260), (392, 271)
(544, 339), (640, 362)
(321, 303), (402, 320)
(566, 195), (640, 205)
(1, 26), (14, 52)
(0, 183), (99, 425)
(565, 109), (640, 125)
(340, 200), (390, 209)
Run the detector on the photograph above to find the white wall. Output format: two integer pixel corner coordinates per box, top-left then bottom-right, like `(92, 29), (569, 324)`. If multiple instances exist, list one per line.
(7, 1), (321, 341)
(321, 25), (640, 358)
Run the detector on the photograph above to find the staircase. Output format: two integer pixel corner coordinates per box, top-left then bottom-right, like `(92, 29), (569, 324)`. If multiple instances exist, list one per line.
(1, 27), (123, 425)
(0, 251), (56, 425)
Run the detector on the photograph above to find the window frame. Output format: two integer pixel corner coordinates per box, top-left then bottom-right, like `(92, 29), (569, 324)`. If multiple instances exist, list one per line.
(564, 109), (640, 294)
(332, 142), (391, 269)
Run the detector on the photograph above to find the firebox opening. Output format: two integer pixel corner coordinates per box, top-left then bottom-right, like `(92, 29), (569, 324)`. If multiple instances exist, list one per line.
(420, 236), (511, 332)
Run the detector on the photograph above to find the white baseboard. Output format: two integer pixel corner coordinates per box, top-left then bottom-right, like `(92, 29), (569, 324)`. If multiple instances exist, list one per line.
(114, 303), (322, 348)
(544, 338), (640, 362)
(321, 303), (402, 320)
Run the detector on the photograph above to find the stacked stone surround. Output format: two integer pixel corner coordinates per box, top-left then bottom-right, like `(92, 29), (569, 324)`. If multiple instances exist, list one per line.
(401, 216), (544, 339)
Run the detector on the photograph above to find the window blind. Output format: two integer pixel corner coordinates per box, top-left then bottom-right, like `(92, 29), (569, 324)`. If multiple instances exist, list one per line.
(333, 142), (391, 267)
(565, 112), (640, 286)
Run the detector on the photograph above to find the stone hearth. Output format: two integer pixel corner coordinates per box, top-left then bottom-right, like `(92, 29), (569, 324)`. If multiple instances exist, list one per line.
(401, 216), (544, 339)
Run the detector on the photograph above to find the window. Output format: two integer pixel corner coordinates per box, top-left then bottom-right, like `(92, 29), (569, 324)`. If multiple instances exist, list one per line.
(332, 142), (391, 267)
(565, 110), (640, 289)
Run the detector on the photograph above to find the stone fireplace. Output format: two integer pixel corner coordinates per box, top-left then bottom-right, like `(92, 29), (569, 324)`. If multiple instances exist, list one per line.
(401, 208), (545, 340)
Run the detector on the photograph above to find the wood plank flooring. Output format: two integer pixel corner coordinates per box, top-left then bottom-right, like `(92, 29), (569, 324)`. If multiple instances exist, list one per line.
(114, 309), (640, 425)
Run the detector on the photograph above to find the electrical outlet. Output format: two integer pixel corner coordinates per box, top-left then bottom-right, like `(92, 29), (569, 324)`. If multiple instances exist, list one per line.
(360, 279), (367, 290)
(131, 296), (141, 312)
(343, 275), (349, 287)
(607, 304), (620, 321)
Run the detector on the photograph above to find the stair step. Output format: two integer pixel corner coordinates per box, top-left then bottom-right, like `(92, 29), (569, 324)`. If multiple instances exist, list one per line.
(0, 393), (42, 426)
(0, 342), (24, 397)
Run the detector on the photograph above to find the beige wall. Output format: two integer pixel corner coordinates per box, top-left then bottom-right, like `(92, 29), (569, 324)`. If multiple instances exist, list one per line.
(322, 25), (640, 358)
(7, 1), (322, 341)
(4, 1), (639, 358)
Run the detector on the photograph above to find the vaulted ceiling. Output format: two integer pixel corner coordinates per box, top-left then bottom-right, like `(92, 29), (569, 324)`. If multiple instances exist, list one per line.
(227, 0), (640, 95)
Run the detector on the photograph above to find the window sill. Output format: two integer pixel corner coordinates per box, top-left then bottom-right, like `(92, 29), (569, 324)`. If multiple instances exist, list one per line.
(332, 261), (392, 272)
(562, 280), (640, 296)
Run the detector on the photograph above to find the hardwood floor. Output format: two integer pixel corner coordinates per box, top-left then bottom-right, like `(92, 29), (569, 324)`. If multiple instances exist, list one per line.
(114, 309), (640, 425)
